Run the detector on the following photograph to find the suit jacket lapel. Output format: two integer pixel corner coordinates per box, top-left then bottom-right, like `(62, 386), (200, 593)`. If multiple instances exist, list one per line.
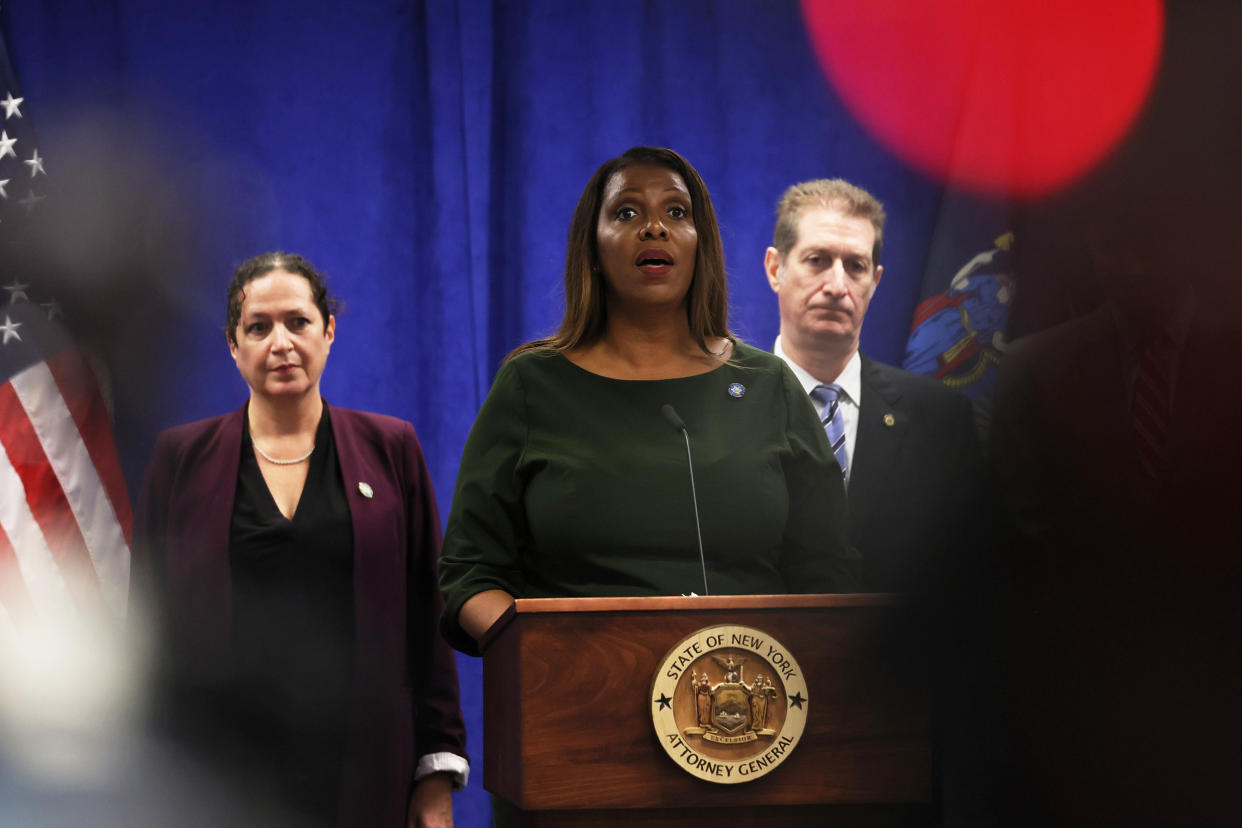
(203, 407), (245, 556)
(174, 405), (243, 656)
(849, 355), (908, 539)
(329, 405), (405, 683)
(330, 404), (393, 571)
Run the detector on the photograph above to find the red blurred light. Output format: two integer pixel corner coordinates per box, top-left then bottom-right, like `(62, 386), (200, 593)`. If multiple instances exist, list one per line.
(801, 0), (1163, 198)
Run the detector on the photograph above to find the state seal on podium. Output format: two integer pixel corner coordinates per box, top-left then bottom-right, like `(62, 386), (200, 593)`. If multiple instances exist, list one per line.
(650, 624), (808, 783)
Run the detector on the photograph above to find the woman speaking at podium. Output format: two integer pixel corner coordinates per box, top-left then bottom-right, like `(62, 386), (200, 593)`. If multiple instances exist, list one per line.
(438, 147), (856, 655)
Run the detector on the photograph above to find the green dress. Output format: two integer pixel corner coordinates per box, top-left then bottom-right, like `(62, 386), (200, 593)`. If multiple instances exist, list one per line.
(438, 342), (856, 654)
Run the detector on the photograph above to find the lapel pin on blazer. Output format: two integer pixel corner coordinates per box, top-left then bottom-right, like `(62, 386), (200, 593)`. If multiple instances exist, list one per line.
(883, 413), (896, 427)
(727, 382), (745, 398)
(358, 481), (374, 499)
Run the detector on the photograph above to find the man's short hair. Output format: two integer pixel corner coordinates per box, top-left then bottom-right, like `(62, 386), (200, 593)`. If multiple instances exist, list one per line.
(772, 179), (886, 265)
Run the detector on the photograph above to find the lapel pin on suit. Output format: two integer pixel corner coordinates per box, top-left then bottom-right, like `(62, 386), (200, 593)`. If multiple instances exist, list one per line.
(358, 481), (374, 499)
(883, 413), (896, 427)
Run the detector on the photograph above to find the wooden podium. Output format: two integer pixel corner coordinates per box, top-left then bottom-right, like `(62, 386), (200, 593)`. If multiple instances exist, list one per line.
(480, 594), (933, 827)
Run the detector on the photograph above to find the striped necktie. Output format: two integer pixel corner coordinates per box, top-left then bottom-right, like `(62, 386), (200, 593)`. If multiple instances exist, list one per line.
(811, 383), (849, 480)
(1132, 339), (1171, 479)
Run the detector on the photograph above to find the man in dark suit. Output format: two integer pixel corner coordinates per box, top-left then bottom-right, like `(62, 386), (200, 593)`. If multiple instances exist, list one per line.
(765, 178), (994, 824)
(764, 178), (983, 594)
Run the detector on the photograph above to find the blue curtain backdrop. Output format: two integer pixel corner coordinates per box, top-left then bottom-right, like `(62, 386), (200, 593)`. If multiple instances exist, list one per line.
(2, 1), (995, 824)
(2, 1), (956, 488)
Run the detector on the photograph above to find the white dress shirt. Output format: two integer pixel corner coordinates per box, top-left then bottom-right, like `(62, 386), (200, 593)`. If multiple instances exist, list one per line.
(774, 336), (862, 483)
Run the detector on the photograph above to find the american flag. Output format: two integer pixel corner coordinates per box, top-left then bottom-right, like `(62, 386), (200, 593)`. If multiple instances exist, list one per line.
(1, 33), (131, 629)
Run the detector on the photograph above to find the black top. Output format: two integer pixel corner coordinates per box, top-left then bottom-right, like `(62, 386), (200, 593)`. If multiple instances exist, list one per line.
(227, 404), (355, 821)
(439, 343), (856, 653)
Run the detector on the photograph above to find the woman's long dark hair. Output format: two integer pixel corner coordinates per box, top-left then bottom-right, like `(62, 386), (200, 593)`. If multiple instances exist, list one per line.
(508, 146), (732, 360)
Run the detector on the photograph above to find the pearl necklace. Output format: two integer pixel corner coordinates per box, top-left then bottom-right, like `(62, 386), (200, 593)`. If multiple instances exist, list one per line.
(253, 441), (314, 465)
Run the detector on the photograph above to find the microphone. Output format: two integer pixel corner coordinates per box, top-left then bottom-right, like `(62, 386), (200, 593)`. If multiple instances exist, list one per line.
(660, 404), (686, 432)
(661, 404), (710, 596)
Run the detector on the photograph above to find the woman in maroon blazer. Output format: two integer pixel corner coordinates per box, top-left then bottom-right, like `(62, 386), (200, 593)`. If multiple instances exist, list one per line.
(135, 252), (466, 827)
